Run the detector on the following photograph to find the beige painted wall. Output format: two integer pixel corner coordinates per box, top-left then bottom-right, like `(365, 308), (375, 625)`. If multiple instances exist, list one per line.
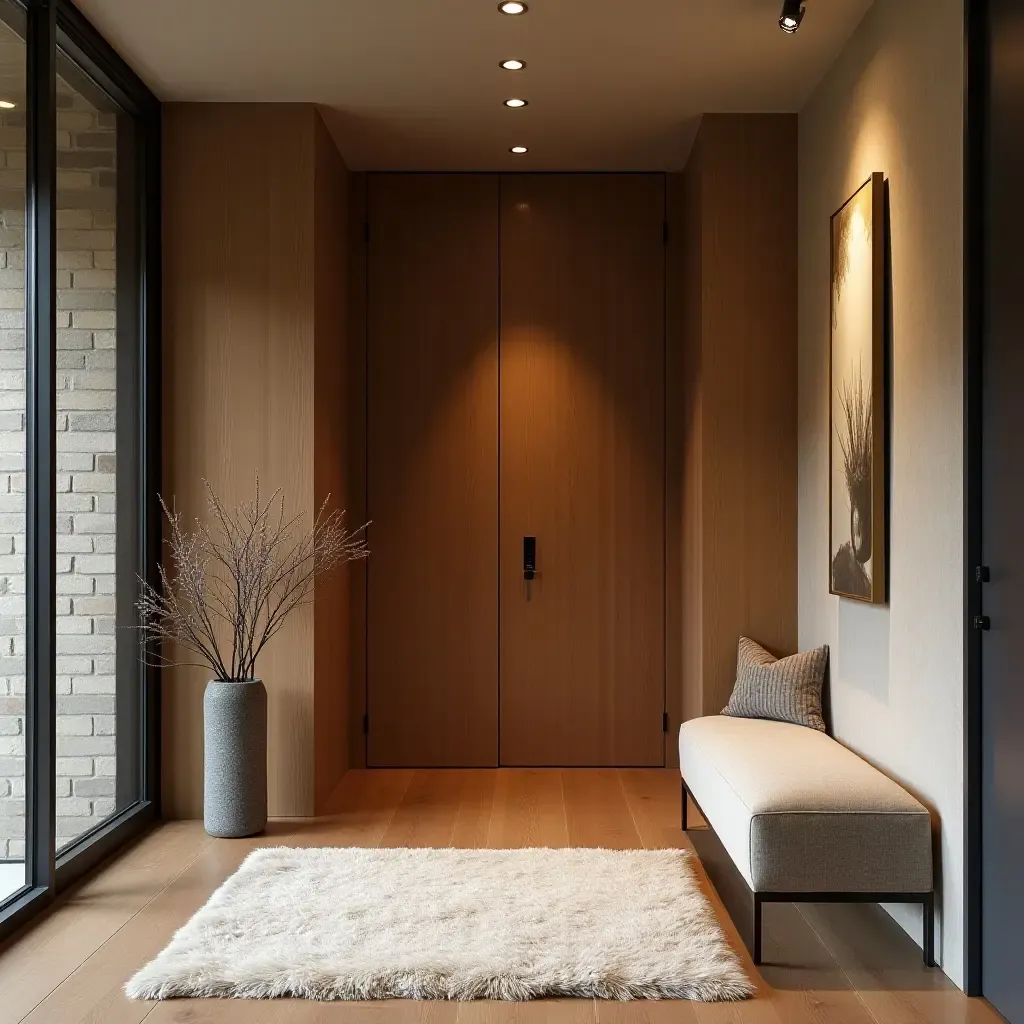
(162, 103), (359, 818)
(798, 0), (964, 985)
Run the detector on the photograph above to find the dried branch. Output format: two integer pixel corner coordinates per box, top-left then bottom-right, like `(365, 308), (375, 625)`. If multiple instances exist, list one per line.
(136, 478), (369, 680)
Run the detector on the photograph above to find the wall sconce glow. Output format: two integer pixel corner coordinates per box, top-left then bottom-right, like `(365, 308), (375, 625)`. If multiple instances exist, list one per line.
(779, 0), (805, 33)
(500, 59), (526, 71)
(498, 1), (528, 14)
(0, 101), (15, 110)
(504, 98), (528, 108)
(509, 146), (528, 154)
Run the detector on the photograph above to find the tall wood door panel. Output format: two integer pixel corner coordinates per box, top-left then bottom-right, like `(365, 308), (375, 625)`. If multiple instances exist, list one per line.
(499, 173), (666, 766)
(366, 174), (499, 767)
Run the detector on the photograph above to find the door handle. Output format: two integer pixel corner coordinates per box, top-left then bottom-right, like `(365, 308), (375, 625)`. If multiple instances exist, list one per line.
(523, 536), (536, 581)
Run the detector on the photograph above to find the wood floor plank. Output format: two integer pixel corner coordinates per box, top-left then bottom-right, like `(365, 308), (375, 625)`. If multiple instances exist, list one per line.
(307, 1004), (459, 1024)
(486, 770), (568, 848)
(1, 768), (1005, 1024)
(617, 769), (692, 852)
(798, 903), (1005, 1024)
(562, 770), (642, 849)
(756, 901), (880, 1024)
(379, 771), (466, 848)
(595, 1001), (699, 1023)
(20, 823), (298, 1024)
(142, 997), (297, 1023)
(0, 821), (213, 1024)
(144, 998), (460, 1024)
(450, 770), (497, 848)
(287, 769), (414, 849)
(457, 1001), (596, 1023)
(322, 768), (416, 818)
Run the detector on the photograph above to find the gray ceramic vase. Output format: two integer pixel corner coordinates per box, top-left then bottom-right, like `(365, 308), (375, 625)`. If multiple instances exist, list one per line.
(203, 679), (267, 838)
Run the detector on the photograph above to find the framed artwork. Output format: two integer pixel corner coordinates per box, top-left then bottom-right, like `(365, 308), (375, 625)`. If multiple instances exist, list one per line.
(829, 172), (886, 604)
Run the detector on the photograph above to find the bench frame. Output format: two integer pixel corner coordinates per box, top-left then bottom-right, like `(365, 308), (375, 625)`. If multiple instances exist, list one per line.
(681, 778), (935, 968)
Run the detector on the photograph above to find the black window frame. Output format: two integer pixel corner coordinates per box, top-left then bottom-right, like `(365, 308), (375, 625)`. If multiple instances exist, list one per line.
(0, 0), (160, 942)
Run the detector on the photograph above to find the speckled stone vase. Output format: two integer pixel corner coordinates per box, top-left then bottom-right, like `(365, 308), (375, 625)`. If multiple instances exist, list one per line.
(203, 679), (268, 838)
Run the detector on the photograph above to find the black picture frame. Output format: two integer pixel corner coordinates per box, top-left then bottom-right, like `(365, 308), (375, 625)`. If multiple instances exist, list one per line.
(828, 172), (887, 605)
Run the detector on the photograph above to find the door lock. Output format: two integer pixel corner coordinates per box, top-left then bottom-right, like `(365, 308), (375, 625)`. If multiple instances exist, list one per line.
(523, 536), (536, 581)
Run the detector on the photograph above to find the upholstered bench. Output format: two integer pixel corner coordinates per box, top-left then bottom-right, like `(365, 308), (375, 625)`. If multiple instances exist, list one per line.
(679, 715), (934, 966)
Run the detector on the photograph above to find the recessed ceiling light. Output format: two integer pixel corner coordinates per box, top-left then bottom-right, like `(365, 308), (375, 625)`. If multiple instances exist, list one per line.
(510, 146), (528, 154)
(500, 59), (526, 71)
(498, 1), (527, 14)
(504, 98), (528, 108)
(0, 101), (15, 110)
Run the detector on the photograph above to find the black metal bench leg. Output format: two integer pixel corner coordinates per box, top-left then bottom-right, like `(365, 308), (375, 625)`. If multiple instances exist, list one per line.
(681, 779), (688, 831)
(753, 894), (763, 965)
(923, 894), (935, 967)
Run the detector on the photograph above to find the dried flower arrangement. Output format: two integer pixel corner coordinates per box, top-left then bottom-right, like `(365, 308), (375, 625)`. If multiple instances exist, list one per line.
(137, 479), (368, 681)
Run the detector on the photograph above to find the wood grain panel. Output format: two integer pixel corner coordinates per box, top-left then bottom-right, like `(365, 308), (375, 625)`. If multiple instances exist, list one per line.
(698, 116), (798, 715)
(162, 105), (361, 816)
(346, 171), (369, 768)
(366, 174), (500, 767)
(669, 116), (798, 729)
(313, 112), (354, 811)
(162, 104), (318, 817)
(499, 173), (666, 767)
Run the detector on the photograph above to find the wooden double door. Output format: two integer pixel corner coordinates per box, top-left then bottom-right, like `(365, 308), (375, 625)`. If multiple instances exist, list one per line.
(366, 173), (665, 767)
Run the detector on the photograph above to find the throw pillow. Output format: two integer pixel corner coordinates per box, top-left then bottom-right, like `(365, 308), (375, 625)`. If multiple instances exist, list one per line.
(721, 636), (829, 732)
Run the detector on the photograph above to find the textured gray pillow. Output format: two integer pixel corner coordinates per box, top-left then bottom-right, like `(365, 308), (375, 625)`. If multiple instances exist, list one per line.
(721, 636), (829, 732)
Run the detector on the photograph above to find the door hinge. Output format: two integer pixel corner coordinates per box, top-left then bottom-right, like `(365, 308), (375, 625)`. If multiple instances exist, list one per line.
(662, 711), (670, 733)
(663, 221), (669, 245)
(362, 712), (369, 734)
(976, 565), (990, 583)
(973, 615), (991, 631)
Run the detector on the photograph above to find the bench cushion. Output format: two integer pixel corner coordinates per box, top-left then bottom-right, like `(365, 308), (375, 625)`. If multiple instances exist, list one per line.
(679, 716), (933, 894)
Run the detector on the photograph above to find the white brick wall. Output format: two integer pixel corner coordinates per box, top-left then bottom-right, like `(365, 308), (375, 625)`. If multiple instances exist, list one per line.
(0, 83), (118, 860)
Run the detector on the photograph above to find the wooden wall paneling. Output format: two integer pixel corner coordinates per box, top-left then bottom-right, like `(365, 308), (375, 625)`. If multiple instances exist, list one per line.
(670, 115), (799, 723)
(665, 171), (690, 765)
(162, 104), (319, 817)
(312, 112), (354, 811)
(346, 171), (368, 769)
(366, 173), (500, 767)
(499, 173), (666, 767)
(699, 115), (798, 714)
(679, 142), (707, 728)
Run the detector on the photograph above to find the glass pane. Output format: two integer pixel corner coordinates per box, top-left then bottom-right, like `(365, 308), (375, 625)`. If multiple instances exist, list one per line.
(54, 60), (124, 853)
(0, 3), (26, 902)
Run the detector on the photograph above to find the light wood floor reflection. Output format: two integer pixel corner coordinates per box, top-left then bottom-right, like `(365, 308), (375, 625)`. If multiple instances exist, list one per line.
(0, 769), (1003, 1023)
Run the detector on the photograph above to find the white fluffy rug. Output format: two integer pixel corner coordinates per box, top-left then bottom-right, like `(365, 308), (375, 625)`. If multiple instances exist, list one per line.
(125, 846), (752, 1002)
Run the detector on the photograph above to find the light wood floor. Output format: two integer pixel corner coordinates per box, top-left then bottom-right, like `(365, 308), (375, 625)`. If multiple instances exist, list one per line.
(0, 769), (1004, 1024)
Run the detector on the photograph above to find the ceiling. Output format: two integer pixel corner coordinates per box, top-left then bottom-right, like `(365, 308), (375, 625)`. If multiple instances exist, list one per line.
(72, 0), (873, 171)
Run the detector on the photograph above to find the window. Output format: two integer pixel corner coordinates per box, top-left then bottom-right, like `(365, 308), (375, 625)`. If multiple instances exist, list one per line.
(0, 0), (158, 938)
(54, 55), (124, 854)
(0, 0), (27, 905)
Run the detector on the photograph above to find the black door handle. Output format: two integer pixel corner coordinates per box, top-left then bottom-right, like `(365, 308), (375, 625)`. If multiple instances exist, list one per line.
(523, 536), (536, 581)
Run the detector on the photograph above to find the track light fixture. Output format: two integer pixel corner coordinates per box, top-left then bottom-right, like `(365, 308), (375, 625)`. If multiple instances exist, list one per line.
(779, 0), (804, 33)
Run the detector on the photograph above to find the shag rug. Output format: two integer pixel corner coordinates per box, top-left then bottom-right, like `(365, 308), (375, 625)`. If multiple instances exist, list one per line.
(125, 846), (752, 1002)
